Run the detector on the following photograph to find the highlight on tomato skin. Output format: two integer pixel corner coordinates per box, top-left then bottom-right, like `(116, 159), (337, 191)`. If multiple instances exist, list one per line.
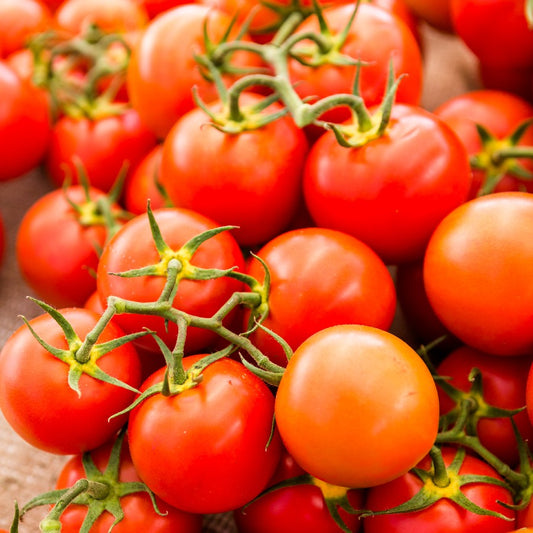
(274, 324), (440, 489)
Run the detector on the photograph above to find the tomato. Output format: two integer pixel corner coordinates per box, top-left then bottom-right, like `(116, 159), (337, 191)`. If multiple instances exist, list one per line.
(403, 0), (453, 32)
(0, 308), (142, 455)
(126, 4), (264, 139)
(288, 3), (423, 127)
(16, 185), (127, 308)
(424, 192), (533, 356)
(234, 448), (364, 533)
(45, 108), (158, 192)
(478, 63), (533, 103)
(451, 0), (533, 70)
(433, 89), (533, 198)
(55, 437), (203, 532)
(53, 0), (149, 36)
(128, 354), (282, 514)
(96, 207), (245, 353)
(133, 0), (192, 19)
(275, 324), (440, 488)
(159, 94), (309, 247)
(304, 103), (472, 265)
(0, 0), (51, 58)
(0, 61), (51, 181)
(437, 346), (533, 466)
(363, 447), (516, 532)
(244, 227), (397, 367)
(122, 144), (167, 215)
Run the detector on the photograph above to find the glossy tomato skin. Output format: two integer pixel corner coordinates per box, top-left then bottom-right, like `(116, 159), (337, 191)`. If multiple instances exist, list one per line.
(45, 108), (158, 192)
(0, 0), (51, 58)
(0, 308), (142, 455)
(56, 439), (203, 532)
(275, 324), (440, 488)
(128, 355), (282, 514)
(424, 192), (533, 356)
(434, 90), (533, 198)
(304, 104), (472, 265)
(160, 95), (309, 247)
(97, 207), (245, 353)
(288, 3), (423, 126)
(363, 447), (516, 532)
(244, 227), (397, 367)
(16, 185), (119, 308)
(126, 4), (263, 139)
(234, 449), (364, 533)
(0, 61), (51, 181)
(437, 346), (533, 466)
(451, 0), (533, 70)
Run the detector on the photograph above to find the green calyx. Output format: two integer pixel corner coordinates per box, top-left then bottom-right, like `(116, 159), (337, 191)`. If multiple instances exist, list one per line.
(15, 430), (163, 533)
(22, 298), (144, 396)
(471, 119), (533, 196)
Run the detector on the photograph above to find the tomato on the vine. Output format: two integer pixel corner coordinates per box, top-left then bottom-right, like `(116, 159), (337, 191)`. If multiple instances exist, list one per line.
(128, 354), (282, 514)
(275, 324), (440, 488)
(424, 192), (533, 356)
(244, 227), (397, 367)
(0, 308), (142, 455)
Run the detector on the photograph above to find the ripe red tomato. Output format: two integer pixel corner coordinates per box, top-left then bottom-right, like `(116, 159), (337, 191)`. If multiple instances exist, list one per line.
(0, 61), (50, 181)
(275, 324), (440, 488)
(244, 227), (397, 367)
(55, 438), (203, 532)
(0, 0), (51, 58)
(122, 144), (167, 215)
(433, 89), (533, 198)
(45, 108), (158, 192)
(126, 4), (264, 139)
(437, 345), (533, 466)
(0, 308), (142, 455)
(128, 354), (282, 514)
(363, 447), (516, 532)
(451, 0), (533, 70)
(53, 0), (149, 36)
(159, 94), (309, 247)
(424, 192), (533, 356)
(403, 0), (454, 32)
(234, 448), (364, 533)
(304, 103), (472, 265)
(288, 3), (423, 126)
(16, 185), (126, 308)
(96, 207), (245, 353)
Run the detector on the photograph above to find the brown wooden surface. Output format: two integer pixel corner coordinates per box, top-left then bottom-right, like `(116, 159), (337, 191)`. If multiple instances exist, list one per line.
(0, 25), (481, 532)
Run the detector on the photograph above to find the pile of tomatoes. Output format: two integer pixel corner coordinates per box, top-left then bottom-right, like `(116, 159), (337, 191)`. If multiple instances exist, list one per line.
(1, 0), (533, 532)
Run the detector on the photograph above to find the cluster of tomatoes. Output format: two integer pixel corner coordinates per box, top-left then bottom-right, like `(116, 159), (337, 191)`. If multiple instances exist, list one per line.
(1, 0), (533, 532)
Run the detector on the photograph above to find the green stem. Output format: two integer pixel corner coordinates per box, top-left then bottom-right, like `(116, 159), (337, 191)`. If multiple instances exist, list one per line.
(429, 446), (451, 488)
(492, 145), (533, 164)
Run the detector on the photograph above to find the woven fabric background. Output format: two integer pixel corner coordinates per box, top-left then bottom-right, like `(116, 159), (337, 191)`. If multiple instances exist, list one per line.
(0, 25), (480, 532)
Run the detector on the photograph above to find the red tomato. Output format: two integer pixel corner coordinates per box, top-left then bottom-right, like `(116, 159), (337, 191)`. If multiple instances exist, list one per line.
(0, 0), (51, 58)
(45, 108), (158, 192)
(126, 4), (264, 139)
(55, 438), (203, 532)
(234, 449), (364, 533)
(0, 61), (50, 181)
(478, 63), (533, 103)
(244, 227), (397, 367)
(304, 103), (472, 265)
(16, 185), (127, 308)
(159, 94), (309, 247)
(288, 3), (423, 127)
(451, 0), (533, 70)
(433, 89), (533, 198)
(132, 0), (191, 19)
(128, 354), (282, 514)
(424, 192), (533, 356)
(0, 308), (142, 455)
(403, 0), (453, 32)
(96, 207), (245, 353)
(275, 324), (440, 488)
(123, 145), (166, 215)
(437, 346), (533, 466)
(363, 447), (516, 532)
(54, 0), (149, 36)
